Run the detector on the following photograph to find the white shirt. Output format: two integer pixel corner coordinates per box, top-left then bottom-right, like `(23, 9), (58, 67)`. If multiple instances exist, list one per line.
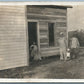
(71, 37), (79, 48)
(58, 37), (66, 48)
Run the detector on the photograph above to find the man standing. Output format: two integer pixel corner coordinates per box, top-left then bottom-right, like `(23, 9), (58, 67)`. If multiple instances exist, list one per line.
(70, 35), (80, 59)
(58, 32), (67, 61)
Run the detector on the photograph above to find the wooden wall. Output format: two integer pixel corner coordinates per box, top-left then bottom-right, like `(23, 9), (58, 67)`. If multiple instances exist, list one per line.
(0, 6), (28, 70)
(0, 5), (67, 70)
(27, 6), (67, 57)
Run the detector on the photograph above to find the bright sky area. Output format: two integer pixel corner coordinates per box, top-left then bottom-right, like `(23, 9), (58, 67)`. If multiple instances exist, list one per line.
(67, 5), (84, 31)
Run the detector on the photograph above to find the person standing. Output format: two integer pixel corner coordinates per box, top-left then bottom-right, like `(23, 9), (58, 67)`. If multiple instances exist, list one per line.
(58, 32), (67, 61)
(70, 35), (80, 59)
(30, 42), (41, 61)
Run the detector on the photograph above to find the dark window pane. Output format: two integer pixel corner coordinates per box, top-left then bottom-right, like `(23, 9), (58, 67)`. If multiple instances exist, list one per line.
(48, 23), (54, 46)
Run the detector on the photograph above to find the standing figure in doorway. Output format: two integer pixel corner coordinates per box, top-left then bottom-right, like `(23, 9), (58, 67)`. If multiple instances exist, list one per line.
(58, 32), (67, 61)
(30, 42), (41, 61)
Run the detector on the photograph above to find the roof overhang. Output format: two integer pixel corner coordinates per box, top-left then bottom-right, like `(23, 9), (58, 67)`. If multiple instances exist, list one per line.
(27, 5), (72, 9)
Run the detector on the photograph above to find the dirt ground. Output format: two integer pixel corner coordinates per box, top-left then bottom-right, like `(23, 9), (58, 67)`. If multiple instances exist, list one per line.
(0, 49), (84, 79)
(23, 56), (84, 79)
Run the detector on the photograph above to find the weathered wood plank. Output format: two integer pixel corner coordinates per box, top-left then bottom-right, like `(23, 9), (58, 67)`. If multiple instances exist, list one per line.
(56, 22), (67, 27)
(27, 14), (66, 20)
(40, 47), (60, 57)
(41, 47), (59, 51)
(40, 38), (48, 43)
(40, 44), (49, 48)
(40, 29), (48, 33)
(56, 19), (66, 22)
(40, 35), (48, 39)
(27, 6), (67, 16)
(39, 21), (49, 49)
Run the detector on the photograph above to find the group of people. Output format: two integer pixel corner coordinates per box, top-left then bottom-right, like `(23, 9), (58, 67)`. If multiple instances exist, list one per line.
(30, 32), (80, 61)
(59, 32), (80, 61)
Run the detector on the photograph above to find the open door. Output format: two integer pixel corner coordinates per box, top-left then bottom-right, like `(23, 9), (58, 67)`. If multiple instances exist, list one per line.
(28, 22), (38, 61)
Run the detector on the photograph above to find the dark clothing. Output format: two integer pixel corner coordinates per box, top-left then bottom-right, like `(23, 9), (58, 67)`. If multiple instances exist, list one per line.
(70, 48), (79, 59)
(70, 37), (80, 59)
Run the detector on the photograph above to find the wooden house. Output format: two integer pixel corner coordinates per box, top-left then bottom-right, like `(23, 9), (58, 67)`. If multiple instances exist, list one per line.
(0, 5), (72, 70)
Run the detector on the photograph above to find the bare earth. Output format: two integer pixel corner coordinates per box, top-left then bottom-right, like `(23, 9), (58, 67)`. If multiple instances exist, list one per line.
(0, 50), (84, 79)
(23, 56), (84, 79)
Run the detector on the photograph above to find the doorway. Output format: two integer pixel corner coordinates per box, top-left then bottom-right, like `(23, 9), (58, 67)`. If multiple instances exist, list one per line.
(28, 22), (38, 61)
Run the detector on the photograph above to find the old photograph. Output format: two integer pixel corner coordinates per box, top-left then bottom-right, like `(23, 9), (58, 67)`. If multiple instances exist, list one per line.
(0, 2), (84, 80)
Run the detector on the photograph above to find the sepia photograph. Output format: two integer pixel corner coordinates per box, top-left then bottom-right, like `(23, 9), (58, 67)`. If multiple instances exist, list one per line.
(0, 2), (84, 81)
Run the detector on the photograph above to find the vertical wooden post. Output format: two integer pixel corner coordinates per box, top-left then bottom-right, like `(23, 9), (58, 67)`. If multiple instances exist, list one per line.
(37, 22), (41, 58)
(25, 5), (29, 66)
(66, 8), (68, 49)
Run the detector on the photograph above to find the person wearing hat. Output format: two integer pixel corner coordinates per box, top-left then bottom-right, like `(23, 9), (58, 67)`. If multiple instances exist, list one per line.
(58, 32), (67, 61)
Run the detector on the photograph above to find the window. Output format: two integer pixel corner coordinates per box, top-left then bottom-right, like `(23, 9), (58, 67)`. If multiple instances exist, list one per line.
(48, 23), (54, 46)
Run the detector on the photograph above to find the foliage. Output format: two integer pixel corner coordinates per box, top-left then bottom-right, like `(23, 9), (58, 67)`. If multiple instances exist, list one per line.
(68, 30), (84, 47)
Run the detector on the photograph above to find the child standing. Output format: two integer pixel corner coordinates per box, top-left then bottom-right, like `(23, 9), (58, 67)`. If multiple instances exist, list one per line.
(66, 48), (71, 60)
(30, 42), (41, 61)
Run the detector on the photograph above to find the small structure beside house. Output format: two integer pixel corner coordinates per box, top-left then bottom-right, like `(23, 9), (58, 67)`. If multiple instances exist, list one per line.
(0, 5), (72, 70)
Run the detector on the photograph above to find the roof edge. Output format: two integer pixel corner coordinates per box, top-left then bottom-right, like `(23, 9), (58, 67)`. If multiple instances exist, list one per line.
(27, 5), (72, 8)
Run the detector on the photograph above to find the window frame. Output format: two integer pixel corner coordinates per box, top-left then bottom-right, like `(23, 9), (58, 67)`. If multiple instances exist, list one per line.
(48, 22), (55, 47)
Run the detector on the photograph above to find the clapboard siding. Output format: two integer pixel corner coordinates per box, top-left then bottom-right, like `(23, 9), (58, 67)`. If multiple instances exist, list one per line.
(0, 6), (28, 70)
